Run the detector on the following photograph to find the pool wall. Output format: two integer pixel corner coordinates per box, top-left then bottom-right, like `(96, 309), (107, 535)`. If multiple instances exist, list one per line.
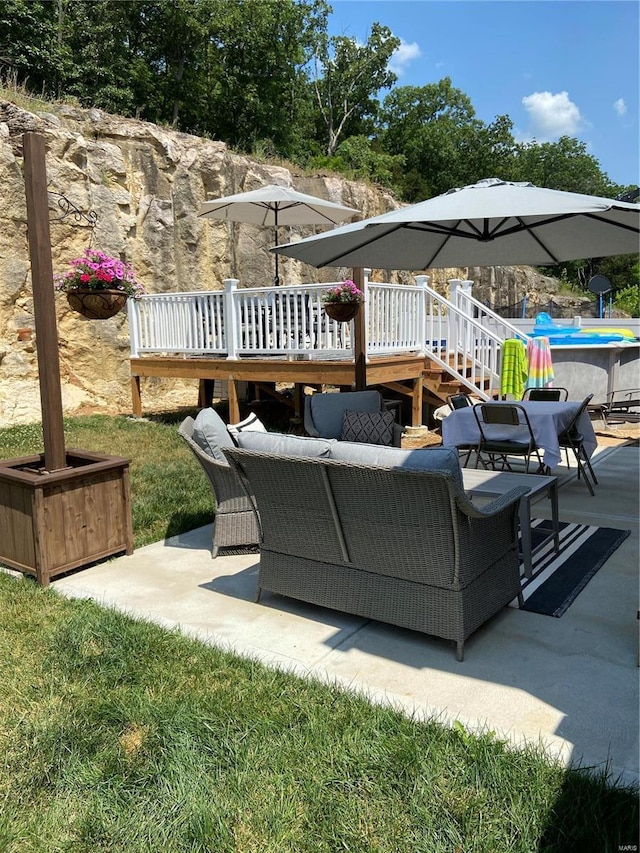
(499, 319), (640, 404)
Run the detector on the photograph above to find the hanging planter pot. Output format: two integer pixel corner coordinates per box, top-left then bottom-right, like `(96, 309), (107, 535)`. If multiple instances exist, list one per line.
(324, 302), (360, 323)
(56, 249), (144, 320)
(66, 288), (128, 319)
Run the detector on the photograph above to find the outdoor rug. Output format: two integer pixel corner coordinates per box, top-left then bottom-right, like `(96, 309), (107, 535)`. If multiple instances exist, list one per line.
(511, 519), (630, 617)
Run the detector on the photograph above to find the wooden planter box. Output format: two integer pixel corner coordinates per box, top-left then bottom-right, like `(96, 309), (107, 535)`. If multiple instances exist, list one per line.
(0, 449), (133, 586)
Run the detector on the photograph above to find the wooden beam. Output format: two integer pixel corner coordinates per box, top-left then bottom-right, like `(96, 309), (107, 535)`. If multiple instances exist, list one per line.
(377, 380), (415, 398)
(23, 133), (67, 472)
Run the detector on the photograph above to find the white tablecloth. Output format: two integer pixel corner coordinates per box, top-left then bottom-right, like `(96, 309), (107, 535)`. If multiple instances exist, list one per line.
(441, 400), (597, 470)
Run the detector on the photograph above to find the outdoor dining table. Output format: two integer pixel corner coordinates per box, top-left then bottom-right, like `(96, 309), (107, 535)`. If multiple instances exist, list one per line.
(441, 399), (598, 471)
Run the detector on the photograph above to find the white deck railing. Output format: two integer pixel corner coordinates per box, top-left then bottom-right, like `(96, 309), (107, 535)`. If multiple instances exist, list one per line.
(128, 274), (519, 399)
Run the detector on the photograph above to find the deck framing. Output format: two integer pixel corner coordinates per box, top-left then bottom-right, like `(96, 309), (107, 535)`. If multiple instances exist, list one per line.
(130, 353), (427, 424)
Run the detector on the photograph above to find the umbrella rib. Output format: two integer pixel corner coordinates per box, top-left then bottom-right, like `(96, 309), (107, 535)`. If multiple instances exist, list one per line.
(316, 223), (404, 267)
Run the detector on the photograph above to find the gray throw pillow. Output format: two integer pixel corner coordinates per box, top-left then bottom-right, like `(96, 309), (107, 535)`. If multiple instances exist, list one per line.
(341, 409), (395, 446)
(192, 407), (235, 463)
(236, 431), (335, 458)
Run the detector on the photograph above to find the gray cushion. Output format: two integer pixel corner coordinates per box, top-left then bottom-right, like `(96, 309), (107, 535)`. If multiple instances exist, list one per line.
(236, 431), (335, 458)
(341, 409), (395, 446)
(192, 407), (235, 463)
(309, 390), (382, 439)
(329, 442), (463, 487)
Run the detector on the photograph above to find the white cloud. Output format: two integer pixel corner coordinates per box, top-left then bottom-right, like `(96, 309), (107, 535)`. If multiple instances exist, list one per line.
(614, 98), (627, 116)
(521, 91), (586, 139)
(388, 39), (421, 77)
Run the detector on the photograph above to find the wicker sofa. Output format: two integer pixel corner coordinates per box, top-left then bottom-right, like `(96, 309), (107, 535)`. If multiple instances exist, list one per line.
(223, 436), (528, 661)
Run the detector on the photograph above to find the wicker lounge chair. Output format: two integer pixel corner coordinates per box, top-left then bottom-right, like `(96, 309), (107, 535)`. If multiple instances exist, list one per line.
(304, 390), (403, 446)
(178, 415), (259, 557)
(224, 447), (527, 661)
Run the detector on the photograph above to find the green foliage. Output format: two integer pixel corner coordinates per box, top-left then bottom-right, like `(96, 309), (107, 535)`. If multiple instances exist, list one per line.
(309, 134), (405, 189)
(614, 283), (640, 317)
(509, 136), (622, 197)
(377, 79), (518, 201)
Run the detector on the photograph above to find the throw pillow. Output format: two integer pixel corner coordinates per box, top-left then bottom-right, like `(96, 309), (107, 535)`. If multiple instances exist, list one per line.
(227, 412), (267, 441)
(192, 407), (235, 463)
(341, 409), (395, 446)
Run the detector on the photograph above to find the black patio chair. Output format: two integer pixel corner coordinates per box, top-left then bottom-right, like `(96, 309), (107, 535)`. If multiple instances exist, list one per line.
(557, 394), (599, 495)
(522, 387), (569, 401)
(446, 393), (475, 466)
(473, 403), (544, 474)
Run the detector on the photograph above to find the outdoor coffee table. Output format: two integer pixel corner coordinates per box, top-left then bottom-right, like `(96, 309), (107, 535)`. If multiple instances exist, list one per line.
(462, 469), (560, 579)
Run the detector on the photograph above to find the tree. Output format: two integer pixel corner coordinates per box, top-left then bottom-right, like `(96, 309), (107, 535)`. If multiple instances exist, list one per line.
(510, 136), (621, 197)
(377, 79), (514, 200)
(313, 22), (399, 157)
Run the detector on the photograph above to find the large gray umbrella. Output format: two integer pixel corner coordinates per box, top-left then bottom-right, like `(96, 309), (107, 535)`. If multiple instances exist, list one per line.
(199, 183), (357, 284)
(271, 178), (640, 270)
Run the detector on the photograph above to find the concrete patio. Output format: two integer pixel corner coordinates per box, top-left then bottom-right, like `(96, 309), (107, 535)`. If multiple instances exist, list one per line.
(51, 439), (639, 787)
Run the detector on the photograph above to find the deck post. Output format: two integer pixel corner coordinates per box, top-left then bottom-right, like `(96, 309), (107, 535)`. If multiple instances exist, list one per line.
(411, 375), (424, 426)
(131, 375), (142, 418)
(223, 278), (239, 360)
(227, 376), (240, 424)
(352, 267), (367, 390)
(415, 275), (429, 355)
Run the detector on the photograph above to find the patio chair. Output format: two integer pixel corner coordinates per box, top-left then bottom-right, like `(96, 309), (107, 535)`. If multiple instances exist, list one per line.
(601, 388), (640, 427)
(473, 403), (544, 474)
(557, 395), (599, 495)
(304, 390), (403, 446)
(522, 387), (568, 401)
(447, 393), (472, 410)
(446, 394), (476, 466)
(178, 415), (259, 557)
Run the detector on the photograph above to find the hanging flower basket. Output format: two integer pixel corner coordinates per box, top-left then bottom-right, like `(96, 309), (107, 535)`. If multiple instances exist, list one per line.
(66, 288), (129, 319)
(322, 279), (363, 323)
(324, 302), (360, 322)
(55, 249), (144, 320)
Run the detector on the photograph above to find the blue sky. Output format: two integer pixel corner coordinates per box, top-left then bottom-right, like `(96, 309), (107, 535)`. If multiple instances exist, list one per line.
(326, 0), (639, 188)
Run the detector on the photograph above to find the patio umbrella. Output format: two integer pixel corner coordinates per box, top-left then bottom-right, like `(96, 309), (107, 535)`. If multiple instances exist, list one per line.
(199, 184), (357, 284)
(271, 177), (640, 270)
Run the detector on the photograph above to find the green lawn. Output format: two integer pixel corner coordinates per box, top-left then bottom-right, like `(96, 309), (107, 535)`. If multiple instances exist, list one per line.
(0, 413), (637, 852)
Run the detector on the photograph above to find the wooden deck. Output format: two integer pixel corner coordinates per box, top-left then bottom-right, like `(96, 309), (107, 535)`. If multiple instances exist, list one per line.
(130, 352), (431, 425)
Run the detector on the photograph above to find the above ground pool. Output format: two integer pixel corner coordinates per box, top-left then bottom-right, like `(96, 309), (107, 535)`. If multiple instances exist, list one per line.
(530, 313), (637, 344)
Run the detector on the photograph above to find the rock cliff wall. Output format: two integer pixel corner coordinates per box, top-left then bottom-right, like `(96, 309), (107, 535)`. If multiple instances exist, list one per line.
(0, 99), (571, 427)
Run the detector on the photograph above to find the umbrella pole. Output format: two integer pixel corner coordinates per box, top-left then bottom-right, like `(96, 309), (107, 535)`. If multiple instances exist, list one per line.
(274, 209), (280, 285)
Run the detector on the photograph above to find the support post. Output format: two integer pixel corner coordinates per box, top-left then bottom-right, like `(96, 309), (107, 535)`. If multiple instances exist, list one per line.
(131, 375), (142, 418)
(227, 377), (240, 424)
(23, 132), (67, 472)
(352, 267), (367, 390)
(411, 375), (424, 427)
(224, 278), (240, 360)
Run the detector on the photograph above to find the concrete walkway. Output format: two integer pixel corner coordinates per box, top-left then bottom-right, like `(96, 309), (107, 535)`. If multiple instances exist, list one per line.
(52, 443), (639, 786)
